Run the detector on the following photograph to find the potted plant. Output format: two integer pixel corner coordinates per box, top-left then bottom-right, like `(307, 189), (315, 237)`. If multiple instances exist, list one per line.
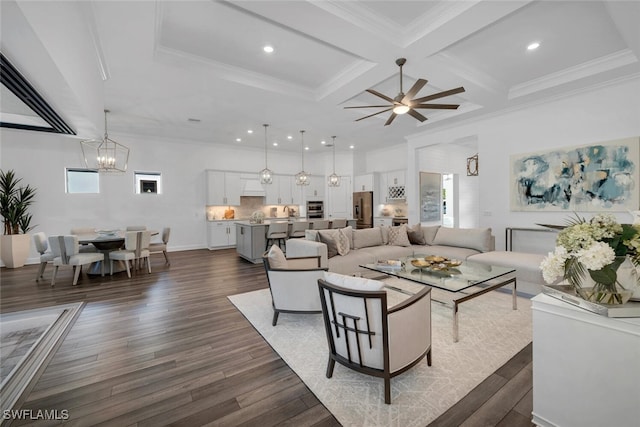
(0, 169), (36, 268)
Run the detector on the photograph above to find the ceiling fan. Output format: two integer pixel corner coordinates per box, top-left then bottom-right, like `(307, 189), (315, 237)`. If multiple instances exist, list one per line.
(345, 58), (465, 126)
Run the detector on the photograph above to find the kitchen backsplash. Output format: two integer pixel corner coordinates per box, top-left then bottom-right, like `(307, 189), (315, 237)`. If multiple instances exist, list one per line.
(207, 196), (300, 220)
(378, 202), (407, 217)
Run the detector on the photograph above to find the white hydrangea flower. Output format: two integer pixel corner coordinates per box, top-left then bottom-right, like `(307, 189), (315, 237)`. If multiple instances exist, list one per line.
(540, 246), (569, 284)
(576, 241), (615, 271)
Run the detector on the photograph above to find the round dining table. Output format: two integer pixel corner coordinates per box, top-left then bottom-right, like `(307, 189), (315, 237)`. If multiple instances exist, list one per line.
(75, 230), (157, 275)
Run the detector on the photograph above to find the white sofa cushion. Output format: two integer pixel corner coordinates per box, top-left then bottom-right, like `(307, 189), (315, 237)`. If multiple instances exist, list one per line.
(353, 228), (384, 249)
(323, 271), (384, 291)
(421, 226), (440, 245)
(433, 227), (492, 252)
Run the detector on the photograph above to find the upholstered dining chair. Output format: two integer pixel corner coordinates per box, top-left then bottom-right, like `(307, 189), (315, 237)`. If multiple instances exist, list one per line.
(70, 227), (98, 253)
(109, 230), (152, 278)
(262, 245), (326, 326)
(49, 235), (105, 286)
(265, 222), (288, 251)
(330, 218), (347, 229)
(317, 273), (432, 404)
(149, 227), (170, 265)
(311, 220), (330, 230)
(288, 221), (309, 239)
(33, 232), (55, 281)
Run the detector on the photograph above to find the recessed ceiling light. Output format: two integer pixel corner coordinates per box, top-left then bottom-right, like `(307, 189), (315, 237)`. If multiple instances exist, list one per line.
(349, 145), (355, 149)
(287, 135), (293, 140)
(235, 138), (241, 142)
(263, 45), (274, 53)
(305, 147), (309, 151)
(321, 140), (326, 145)
(247, 129), (253, 134)
(527, 42), (540, 51)
(273, 142), (278, 146)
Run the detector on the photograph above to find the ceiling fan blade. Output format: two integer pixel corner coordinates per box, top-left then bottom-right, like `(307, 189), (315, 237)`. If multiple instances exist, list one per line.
(413, 103), (460, 110)
(344, 105), (393, 109)
(366, 89), (397, 104)
(402, 79), (427, 104)
(355, 107), (393, 122)
(408, 109), (427, 122)
(384, 112), (398, 126)
(412, 86), (465, 104)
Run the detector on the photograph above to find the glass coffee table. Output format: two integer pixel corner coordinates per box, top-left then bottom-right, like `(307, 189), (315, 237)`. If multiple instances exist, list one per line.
(361, 255), (517, 342)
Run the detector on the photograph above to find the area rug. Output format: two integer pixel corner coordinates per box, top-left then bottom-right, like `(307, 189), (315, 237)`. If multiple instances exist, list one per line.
(228, 281), (532, 427)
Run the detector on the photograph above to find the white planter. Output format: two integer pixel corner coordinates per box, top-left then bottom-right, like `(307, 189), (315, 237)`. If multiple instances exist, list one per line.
(1, 234), (31, 268)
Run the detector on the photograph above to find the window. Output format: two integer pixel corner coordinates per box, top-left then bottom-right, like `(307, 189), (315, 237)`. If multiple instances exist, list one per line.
(66, 168), (99, 193)
(135, 171), (162, 194)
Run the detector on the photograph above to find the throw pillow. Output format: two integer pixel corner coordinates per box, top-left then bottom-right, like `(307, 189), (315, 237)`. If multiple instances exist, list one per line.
(323, 271), (383, 291)
(407, 223), (426, 245)
(388, 225), (411, 247)
(267, 244), (288, 269)
(305, 229), (320, 241)
(337, 228), (351, 256)
(421, 225), (440, 245)
(380, 225), (390, 244)
(318, 230), (339, 258)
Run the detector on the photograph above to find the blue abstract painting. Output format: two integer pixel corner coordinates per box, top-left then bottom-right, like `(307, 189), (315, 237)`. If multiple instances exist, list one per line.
(510, 138), (639, 211)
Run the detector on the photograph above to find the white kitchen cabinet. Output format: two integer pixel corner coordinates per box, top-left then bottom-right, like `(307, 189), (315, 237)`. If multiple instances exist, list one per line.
(306, 176), (325, 201)
(266, 175), (301, 205)
(374, 217), (393, 227)
(206, 171), (241, 205)
(354, 173), (376, 192)
(208, 221), (237, 248)
(379, 170), (406, 202)
(387, 170), (405, 187)
(327, 176), (352, 219)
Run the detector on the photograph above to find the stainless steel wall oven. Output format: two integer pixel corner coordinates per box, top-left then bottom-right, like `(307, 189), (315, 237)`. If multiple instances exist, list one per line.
(306, 201), (324, 219)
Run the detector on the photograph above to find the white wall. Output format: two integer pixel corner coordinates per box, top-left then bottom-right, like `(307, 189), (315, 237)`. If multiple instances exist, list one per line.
(0, 127), (329, 264)
(406, 76), (640, 252)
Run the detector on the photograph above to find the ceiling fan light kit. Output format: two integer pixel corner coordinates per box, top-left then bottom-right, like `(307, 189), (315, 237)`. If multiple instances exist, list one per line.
(259, 123), (273, 184)
(345, 58), (465, 126)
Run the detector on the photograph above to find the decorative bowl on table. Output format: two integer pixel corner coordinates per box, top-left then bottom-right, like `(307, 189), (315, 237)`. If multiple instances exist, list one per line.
(410, 259), (431, 268)
(96, 229), (119, 236)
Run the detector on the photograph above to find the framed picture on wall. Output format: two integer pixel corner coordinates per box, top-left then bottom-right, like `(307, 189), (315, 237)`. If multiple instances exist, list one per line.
(510, 137), (639, 212)
(420, 172), (442, 222)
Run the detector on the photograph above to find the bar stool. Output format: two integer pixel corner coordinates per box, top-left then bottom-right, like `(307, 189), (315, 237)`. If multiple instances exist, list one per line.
(311, 220), (330, 230)
(330, 219), (347, 229)
(289, 221), (310, 238)
(265, 222), (288, 251)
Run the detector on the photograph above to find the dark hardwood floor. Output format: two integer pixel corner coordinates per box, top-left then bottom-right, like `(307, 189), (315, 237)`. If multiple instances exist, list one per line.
(1, 249), (533, 426)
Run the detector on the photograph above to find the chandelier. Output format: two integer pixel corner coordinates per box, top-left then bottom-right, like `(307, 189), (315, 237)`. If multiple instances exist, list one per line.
(80, 110), (129, 173)
(327, 135), (340, 187)
(295, 130), (310, 186)
(259, 124), (273, 184)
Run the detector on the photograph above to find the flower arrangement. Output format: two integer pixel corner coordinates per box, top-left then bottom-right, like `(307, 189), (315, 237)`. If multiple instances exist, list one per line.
(250, 210), (265, 224)
(540, 213), (640, 304)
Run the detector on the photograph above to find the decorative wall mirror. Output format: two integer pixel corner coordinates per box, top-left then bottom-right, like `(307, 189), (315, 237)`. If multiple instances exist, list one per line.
(466, 154), (479, 176)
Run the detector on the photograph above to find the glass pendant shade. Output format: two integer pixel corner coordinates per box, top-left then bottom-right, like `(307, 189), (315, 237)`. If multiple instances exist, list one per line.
(259, 124), (273, 184)
(295, 130), (310, 186)
(80, 110), (129, 173)
(327, 135), (340, 187)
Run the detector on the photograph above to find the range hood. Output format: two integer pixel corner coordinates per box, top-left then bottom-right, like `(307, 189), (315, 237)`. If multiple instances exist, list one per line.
(242, 179), (265, 196)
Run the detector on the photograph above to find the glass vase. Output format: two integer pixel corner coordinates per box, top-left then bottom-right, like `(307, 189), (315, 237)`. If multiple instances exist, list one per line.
(575, 256), (638, 305)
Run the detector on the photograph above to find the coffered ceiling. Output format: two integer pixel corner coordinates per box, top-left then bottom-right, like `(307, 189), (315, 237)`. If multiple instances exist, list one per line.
(3, 0), (639, 153)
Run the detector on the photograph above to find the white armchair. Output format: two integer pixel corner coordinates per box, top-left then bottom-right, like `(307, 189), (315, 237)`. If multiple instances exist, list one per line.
(262, 245), (327, 326)
(318, 273), (432, 404)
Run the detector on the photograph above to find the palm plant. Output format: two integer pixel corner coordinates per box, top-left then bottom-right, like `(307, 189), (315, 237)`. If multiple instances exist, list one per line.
(0, 169), (36, 235)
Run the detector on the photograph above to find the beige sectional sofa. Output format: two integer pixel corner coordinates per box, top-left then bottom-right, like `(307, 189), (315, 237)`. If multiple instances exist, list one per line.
(285, 224), (548, 296)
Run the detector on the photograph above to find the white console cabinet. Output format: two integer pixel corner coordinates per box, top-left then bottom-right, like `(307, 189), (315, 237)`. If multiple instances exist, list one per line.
(531, 294), (640, 427)
(208, 221), (237, 249)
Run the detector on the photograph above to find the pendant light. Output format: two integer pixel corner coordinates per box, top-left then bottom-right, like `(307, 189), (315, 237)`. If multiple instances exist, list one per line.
(259, 124), (273, 184)
(327, 135), (340, 187)
(80, 110), (130, 173)
(295, 130), (310, 186)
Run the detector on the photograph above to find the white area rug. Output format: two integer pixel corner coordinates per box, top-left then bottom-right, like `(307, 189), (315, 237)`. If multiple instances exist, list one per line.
(228, 282), (532, 427)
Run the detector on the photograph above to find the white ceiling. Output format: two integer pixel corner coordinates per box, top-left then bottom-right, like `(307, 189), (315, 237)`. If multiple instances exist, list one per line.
(5, 0), (640, 153)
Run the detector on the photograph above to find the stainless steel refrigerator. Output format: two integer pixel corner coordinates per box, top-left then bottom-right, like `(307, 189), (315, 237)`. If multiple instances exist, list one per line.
(353, 191), (373, 229)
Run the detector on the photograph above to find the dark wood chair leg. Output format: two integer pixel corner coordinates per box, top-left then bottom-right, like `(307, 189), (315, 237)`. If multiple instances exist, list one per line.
(326, 357), (335, 378)
(272, 311), (279, 326)
(427, 348), (432, 366)
(384, 377), (391, 404)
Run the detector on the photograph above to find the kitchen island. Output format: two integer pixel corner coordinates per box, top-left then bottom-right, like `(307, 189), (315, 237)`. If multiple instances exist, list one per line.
(234, 219), (356, 264)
